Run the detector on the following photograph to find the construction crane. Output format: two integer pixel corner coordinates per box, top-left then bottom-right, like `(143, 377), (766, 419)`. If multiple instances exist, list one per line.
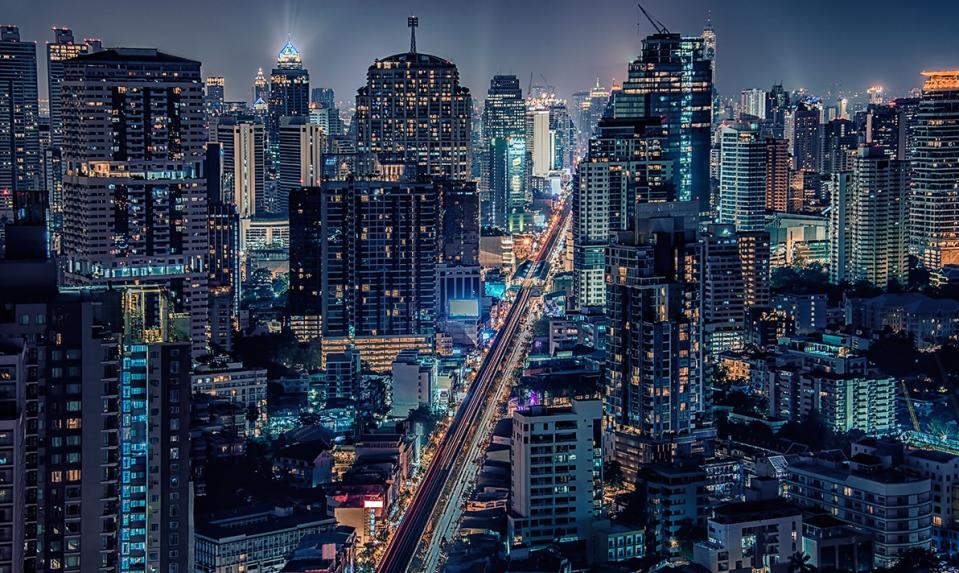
(901, 380), (921, 433)
(638, 2), (669, 34)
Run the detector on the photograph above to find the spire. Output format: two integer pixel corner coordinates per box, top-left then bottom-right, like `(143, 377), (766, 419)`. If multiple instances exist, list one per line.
(408, 15), (418, 54)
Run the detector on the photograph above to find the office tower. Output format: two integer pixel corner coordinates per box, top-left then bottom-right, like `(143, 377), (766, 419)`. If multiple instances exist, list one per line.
(605, 202), (710, 478)
(437, 179), (481, 339)
(61, 48), (210, 355)
(740, 88), (766, 119)
(611, 32), (712, 208)
(765, 84), (790, 138)
(482, 75), (526, 227)
(205, 142), (239, 350)
(911, 71), (959, 270)
(718, 122), (767, 232)
(528, 98), (576, 173)
(821, 118), (858, 176)
(893, 96), (920, 161)
(572, 79), (610, 150)
(862, 103), (905, 160)
(46, 28), (90, 147)
(844, 146), (909, 287)
(764, 137), (789, 212)
(702, 224), (770, 359)
(0, 26), (41, 194)
(252, 67), (267, 104)
(216, 116), (266, 217)
(309, 87), (343, 138)
(702, 224), (747, 357)
(508, 399), (603, 547)
(573, 117), (671, 308)
(288, 177), (438, 344)
(204, 75), (225, 119)
(277, 116), (324, 214)
(117, 288), (192, 573)
(791, 100), (822, 172)
(268, 41), (309, 144)
(355, 19), (471, 179)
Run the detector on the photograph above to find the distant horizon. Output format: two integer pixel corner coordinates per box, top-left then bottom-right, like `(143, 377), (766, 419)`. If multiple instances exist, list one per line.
(9, 0), (958, 107)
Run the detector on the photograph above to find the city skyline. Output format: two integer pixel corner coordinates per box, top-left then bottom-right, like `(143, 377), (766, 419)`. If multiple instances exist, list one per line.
(8, 0), (959, 104)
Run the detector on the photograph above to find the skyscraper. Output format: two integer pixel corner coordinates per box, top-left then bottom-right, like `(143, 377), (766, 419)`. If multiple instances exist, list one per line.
(252, 66), (267, 104)
(60, 48), (210, 355)
(611, 32), (712, 208)
(268, 41), (309, 144)
(117, 288), (192, 573)
(354, 18), (472, 179)
(204, 75), (225, 120)
(277, 116), (324, 214)
(791, 100), (822, 173)
(862, 103), (905, 160)
(46, 28), (90, 147)
(482, 75), (526, 227)
(605, 202), (711, 476)
(764, 137), (790, 212)
(0, 26), (41, 194)
(718, 122), (767, 232)
(911, 71), (959, 270)
(740, 88), (766, 119)
(765, 83), (790, 139)
(289, 177), (438, 345)
(216, 116), (266, 217)
(573, 117), (672, 308)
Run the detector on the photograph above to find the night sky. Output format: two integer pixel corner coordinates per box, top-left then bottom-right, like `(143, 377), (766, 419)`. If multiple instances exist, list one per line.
(8, 0), (959, 105)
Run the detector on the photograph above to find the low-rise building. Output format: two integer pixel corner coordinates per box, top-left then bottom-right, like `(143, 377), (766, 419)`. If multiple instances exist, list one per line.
(194, 504), (336, 573)
(280, 526), (357, 573)
(693, 498), (801, 573)
(784, 451), (933, 567)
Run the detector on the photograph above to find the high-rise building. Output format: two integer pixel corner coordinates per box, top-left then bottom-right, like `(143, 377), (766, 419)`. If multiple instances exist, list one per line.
(862, 103), (905, 160)
(821, 118), (858, 177)
(277, 116), (324, 214)
(288, 177), (438, 343)
(117, 287), (192, 573)
(216, 116), (266, 217)
(268, 41), (309, 144)
(831, 146), (909, 287)
(573, 117), (671, 308)
(740, 88), (766, 119)
(0, 26), (41, 194)
(205, 142), (240, 350)
(605, 202), (711, 478)
(60, 48), (210, 355)
(718, 122), (767, 232)
(355, 18), (471, 179)
(611, 32), (712, 208)
(508, 400), (603, 547)
(46, 28), (90, 147)
(910, 71), (959, 270)
(252, 67), (267, 104)
(204, 75), (225, 120)
(765, 83), (790, 139)
(791, 100), (822, 173)
(482, 75), (526, 227)
(764, 137), (790, 212)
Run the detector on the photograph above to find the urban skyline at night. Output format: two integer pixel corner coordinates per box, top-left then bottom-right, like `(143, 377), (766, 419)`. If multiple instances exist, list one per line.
(7, 0), (959, 102)
(3, 2), (959, 573)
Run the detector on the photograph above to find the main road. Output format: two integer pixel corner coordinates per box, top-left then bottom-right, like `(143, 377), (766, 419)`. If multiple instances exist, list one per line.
(376, 202), (570, 573)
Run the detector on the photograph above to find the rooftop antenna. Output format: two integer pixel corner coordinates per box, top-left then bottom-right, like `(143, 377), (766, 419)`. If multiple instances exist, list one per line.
(637, 2), (668, 34)
(408, 16), (418, 54)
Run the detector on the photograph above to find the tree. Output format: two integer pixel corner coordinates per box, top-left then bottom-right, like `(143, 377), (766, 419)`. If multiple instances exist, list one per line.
(886, 547), (941, 573)
(788, 551), (817, 573)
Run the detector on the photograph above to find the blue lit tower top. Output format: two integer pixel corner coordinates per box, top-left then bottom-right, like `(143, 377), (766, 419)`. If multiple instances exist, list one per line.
(277, 39), (302, 69)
